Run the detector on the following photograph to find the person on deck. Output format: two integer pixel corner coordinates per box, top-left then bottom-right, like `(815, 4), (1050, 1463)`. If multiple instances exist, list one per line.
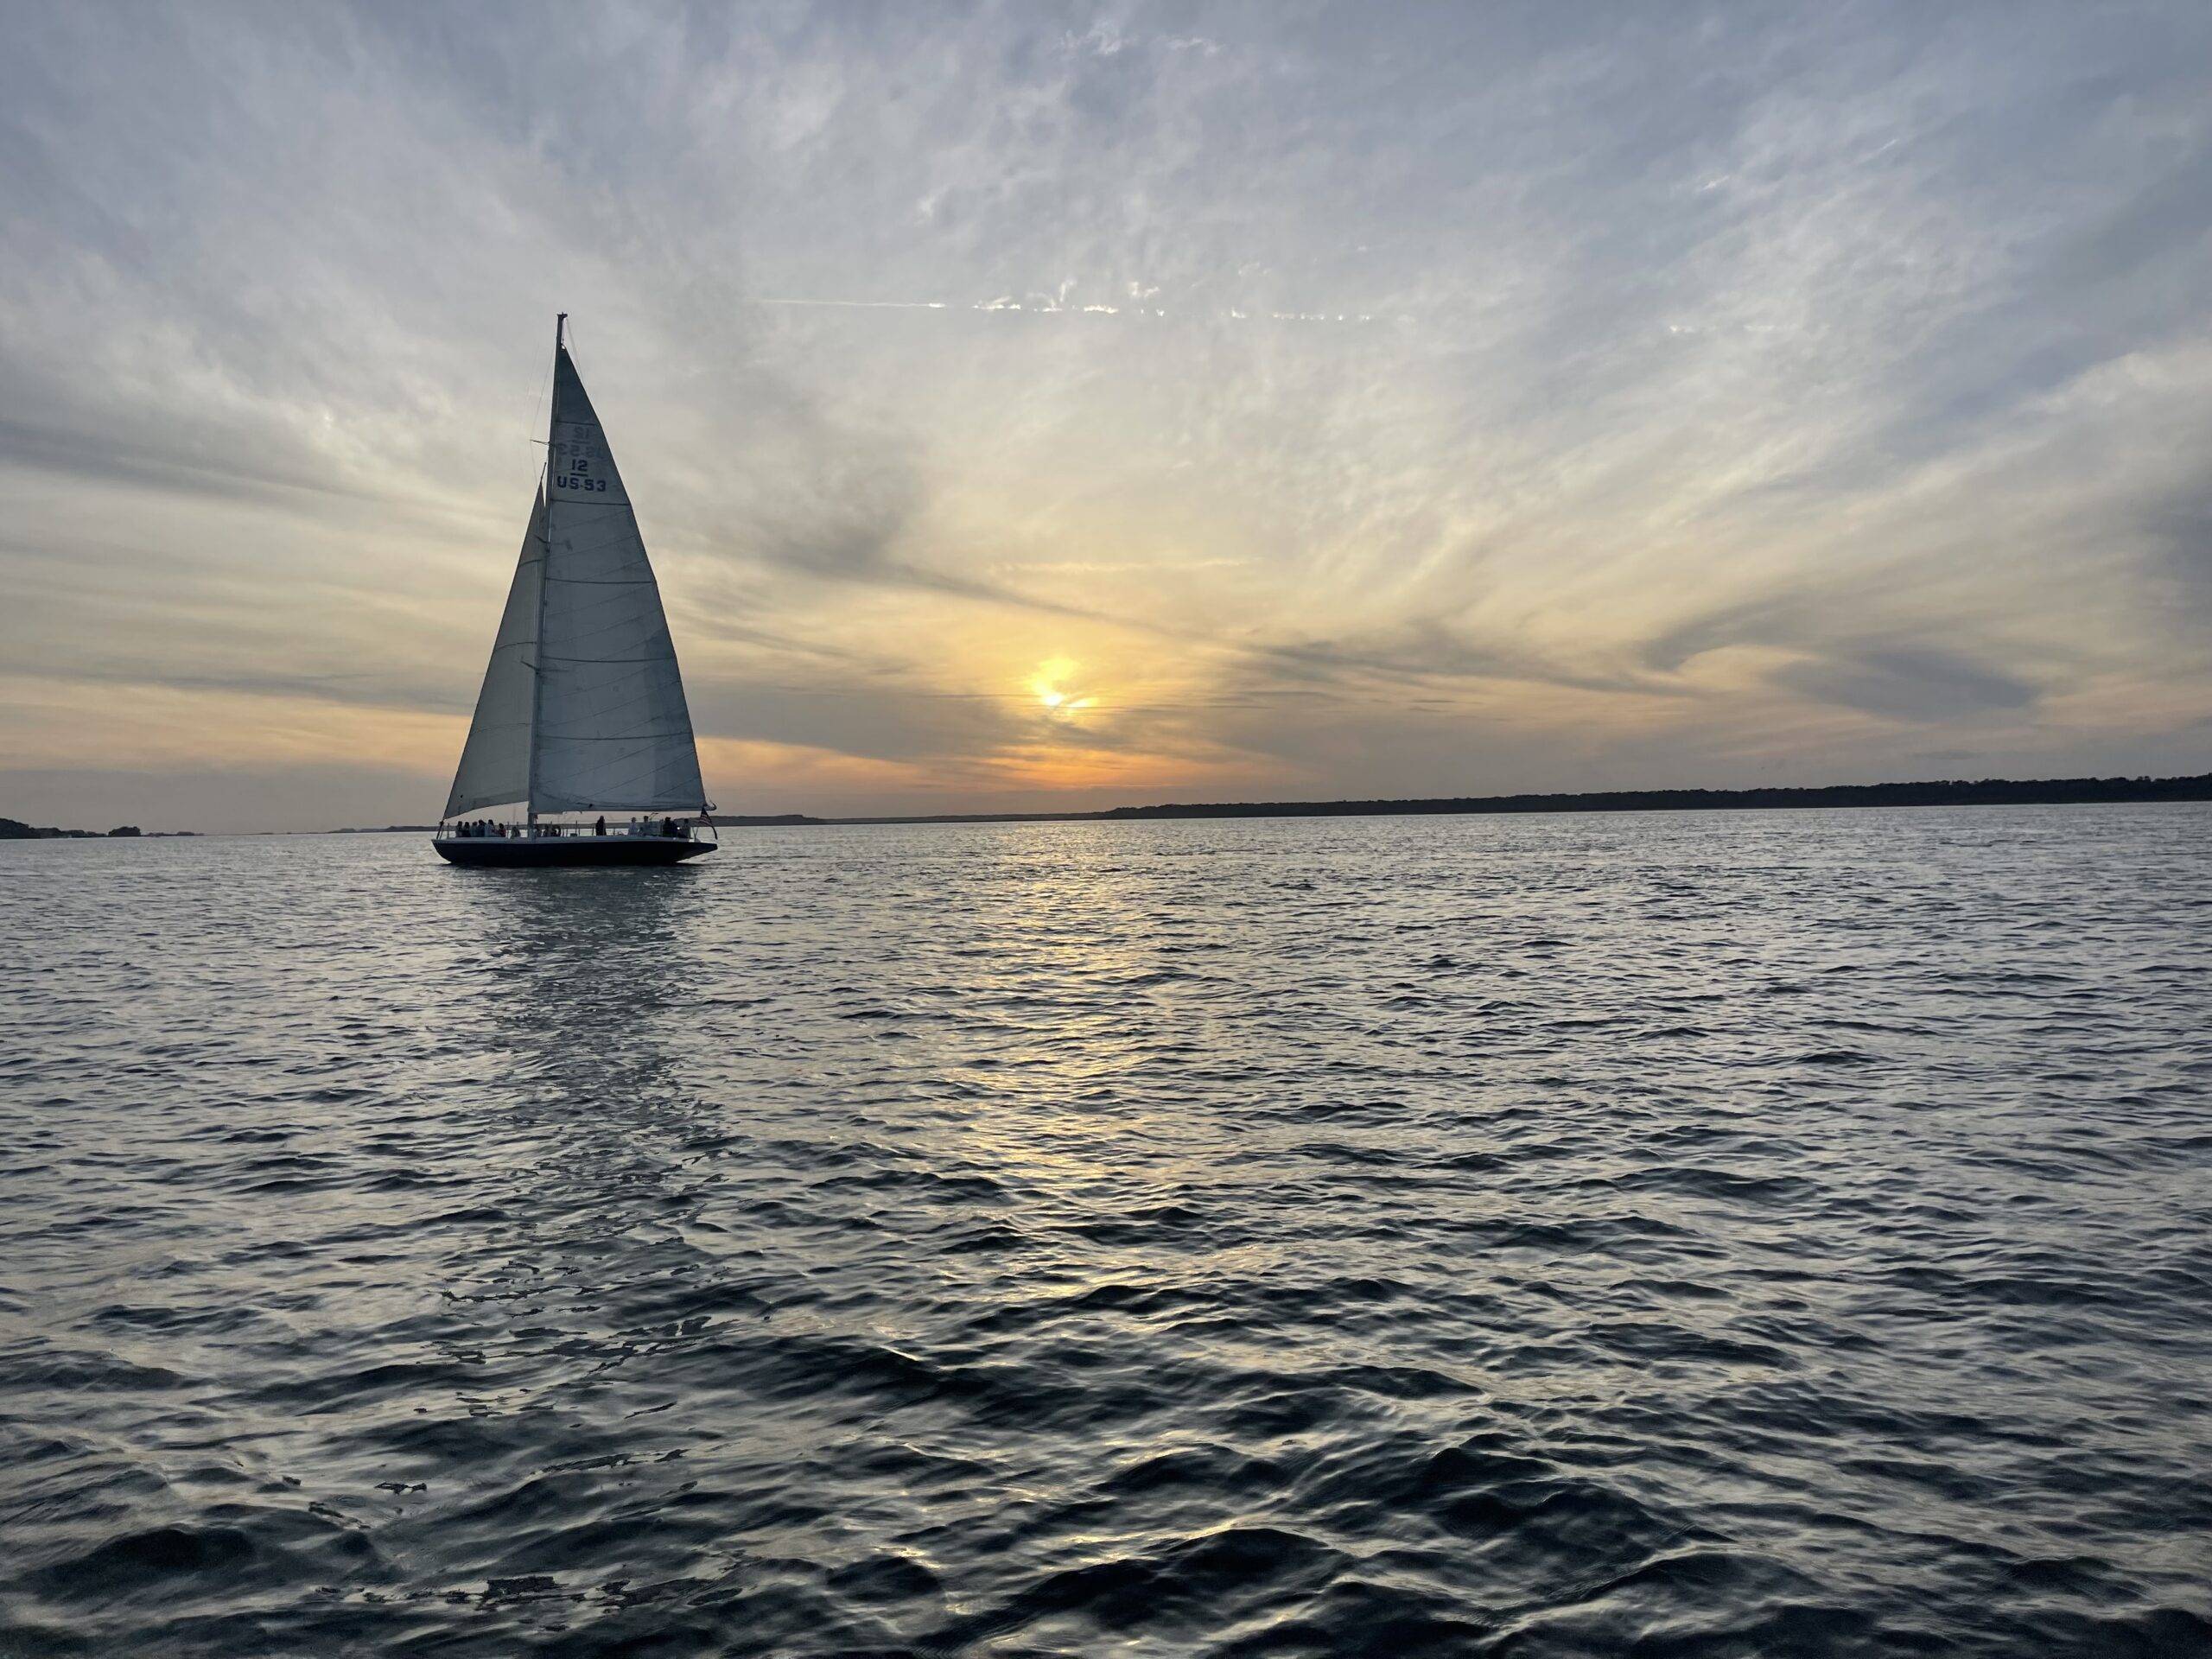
(594, 816), (607, 836)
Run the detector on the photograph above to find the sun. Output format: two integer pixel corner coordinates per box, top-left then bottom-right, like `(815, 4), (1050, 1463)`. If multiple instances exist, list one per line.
(1030, 658), (1096, 719)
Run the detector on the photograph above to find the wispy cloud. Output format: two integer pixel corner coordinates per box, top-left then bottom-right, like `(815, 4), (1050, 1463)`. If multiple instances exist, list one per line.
(3, 0), (2209, 829)
(760, 293), (1396, 323)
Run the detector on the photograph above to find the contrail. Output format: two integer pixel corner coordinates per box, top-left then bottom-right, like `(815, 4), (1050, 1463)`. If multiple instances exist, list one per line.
(756, 296), (1400, 324)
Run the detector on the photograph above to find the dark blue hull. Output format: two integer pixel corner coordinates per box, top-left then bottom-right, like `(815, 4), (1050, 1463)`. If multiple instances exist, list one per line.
(432, 835), (715, 867)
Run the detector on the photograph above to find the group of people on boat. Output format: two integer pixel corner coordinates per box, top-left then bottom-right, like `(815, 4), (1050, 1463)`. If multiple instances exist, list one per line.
(444, 816), (691, 840)
(596, 816), (690, 839)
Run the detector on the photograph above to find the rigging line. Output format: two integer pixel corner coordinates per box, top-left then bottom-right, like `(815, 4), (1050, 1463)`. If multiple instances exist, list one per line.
(518, 345), (556, 491)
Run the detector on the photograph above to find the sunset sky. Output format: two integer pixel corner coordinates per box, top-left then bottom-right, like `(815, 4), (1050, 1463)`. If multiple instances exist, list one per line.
(4, 1), (2210, 831)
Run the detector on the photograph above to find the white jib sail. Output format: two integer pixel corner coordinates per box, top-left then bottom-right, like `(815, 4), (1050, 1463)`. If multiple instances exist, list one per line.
(443, 492), (546, 817)
(530, 346), (707, 815)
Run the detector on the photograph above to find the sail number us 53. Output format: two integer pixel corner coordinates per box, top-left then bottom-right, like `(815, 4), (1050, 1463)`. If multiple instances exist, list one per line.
(556, 459), (608, 493)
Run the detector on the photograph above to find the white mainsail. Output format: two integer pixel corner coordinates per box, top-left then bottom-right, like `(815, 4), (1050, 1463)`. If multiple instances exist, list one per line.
(531, 346), (706, 814)
(442, 328), (709, 821)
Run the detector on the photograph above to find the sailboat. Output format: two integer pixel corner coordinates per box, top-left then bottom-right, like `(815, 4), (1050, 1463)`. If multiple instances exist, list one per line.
(435, 317), (716, 867)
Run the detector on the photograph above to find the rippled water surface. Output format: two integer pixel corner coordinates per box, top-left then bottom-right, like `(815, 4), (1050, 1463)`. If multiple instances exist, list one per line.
(4, 807), (2209, 1656)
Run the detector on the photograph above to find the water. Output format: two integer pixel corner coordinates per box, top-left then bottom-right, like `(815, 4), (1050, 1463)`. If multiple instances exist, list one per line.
(3, 807), (2209, 1657)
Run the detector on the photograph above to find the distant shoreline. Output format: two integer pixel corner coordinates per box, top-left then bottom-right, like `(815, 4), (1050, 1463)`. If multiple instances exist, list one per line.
(15, 772), (2208, 839)
(1093, 772), (2212, 822)
(720, 772), (2212, 827)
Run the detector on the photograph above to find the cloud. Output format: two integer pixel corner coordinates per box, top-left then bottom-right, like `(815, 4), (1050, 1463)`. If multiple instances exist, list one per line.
(3, 0), (2210, 829)
(1776, 646), (2041, 722)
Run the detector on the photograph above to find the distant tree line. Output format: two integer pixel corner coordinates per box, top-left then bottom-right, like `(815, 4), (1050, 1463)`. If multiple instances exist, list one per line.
(2, 818), (156, 839)
(1103, 773), (2212, 821)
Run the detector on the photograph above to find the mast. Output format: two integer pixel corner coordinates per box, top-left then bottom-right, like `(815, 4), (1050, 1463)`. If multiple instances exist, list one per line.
(525, 311), (564, 836)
